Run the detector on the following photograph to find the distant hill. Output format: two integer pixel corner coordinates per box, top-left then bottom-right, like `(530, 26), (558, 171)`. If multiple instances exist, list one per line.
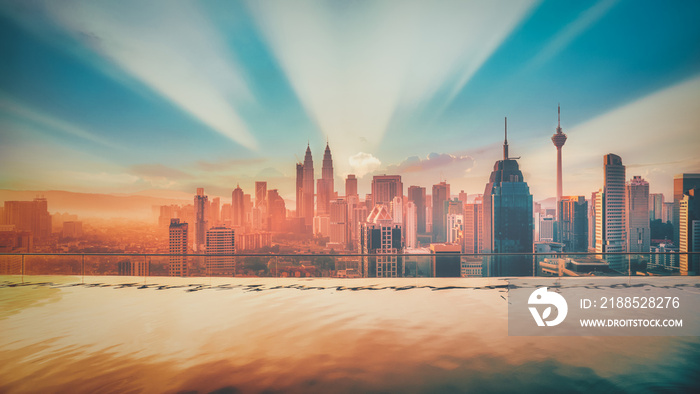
(0, 189), (191, 221)
(536, 197), (557, 210)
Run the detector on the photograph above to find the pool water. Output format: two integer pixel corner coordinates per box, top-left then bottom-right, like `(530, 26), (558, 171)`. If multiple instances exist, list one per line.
(1, 276), (699, 393)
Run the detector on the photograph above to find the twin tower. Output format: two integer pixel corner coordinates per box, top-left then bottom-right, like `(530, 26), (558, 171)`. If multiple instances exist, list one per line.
(296, 142), (334, 231)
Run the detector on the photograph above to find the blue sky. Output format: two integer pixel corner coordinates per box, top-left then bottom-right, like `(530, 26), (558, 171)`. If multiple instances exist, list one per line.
(1, 0), (699, 203)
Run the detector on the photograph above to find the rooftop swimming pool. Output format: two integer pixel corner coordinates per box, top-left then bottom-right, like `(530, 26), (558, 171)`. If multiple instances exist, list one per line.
(1, 275), (699, 393)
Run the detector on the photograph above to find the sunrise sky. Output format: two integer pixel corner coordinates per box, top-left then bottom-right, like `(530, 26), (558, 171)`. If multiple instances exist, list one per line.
(1, 0), (699, 203)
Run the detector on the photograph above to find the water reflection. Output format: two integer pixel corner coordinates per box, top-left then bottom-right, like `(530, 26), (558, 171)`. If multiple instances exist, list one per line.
(1, 276), (699, 393)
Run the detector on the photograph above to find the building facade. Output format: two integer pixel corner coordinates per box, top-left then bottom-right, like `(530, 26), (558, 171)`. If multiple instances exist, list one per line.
(627, 176), (650, 253)
(169, 218), (188, 277)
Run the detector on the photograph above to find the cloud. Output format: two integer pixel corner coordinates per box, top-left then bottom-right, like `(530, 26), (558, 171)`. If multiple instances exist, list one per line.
(128, 163), (194, 189)
(388, 153), (475, 174)
(348, 152), (382, 178)
(32, 1), (259, 150)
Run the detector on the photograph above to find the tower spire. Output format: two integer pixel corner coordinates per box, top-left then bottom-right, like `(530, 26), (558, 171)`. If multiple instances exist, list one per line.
(556, 104), (563, 133)
(503, 117), (509, 160)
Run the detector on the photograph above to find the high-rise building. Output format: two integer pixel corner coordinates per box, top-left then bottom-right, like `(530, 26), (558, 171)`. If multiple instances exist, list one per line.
(296, 163), (304, 218)
(483, 118), (534, 276)
(303, 144), (315, 231)
(464, 196), (483, 254)
(350, 201), (368, 251)
(408, 186), (427, 234)
(627, 176), (650, 253)
(558, 196), (588, 252)
(432, 182), (450, 242)
(596, 154), (627, 271)
(589, 191), (600, 251)
(267, 189), (286, 232)
(360, 205), (403, 277)
(313, 215), (330, 237)
(255, 181), (267, 209)
(2, 198), (52, 241)
(539, 216), (555, 242)
(345, 174), (358, 198)
(371, 175), (403, 208)
(211, 197), (221, 227)
(674, 174), (700, 245)
(679, 188), (700, 275)
(206, 227), (236, 275)
(551, 105), (567, 210)
(317, 142), (335, 215)
(649, 193), (665, 221)
(329, 198), (349, 249)
(405, 201), (418, 249)
(445, 213), (463, 244)
(391, 196), (403, 225)
(169, 218), (188, 277)
(458, 191), (468, 204)
(663, 202), (673, 223)
(194, 188), (209, 251)
(62, 221), (83, 239)
(232, 185), (245, 227)
(255, 181), (268, 229)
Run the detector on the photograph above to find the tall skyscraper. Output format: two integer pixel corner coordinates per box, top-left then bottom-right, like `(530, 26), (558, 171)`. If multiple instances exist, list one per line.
(329, 198), (349, 249)
(539, 216), (555, 242)
(371, 175), (403, 208)
(391, 195), (403, 225)
(445, 213), (463, 244)
(360, 205), (403, 277)
(194, 188), (209, 251)
(674, 174), (700, 245)
(302, 144), (315, 231)
(627, 176), (650, 253)
(558, 196), (588, 252)
(296, 163), (304, 218)
(317, 142), (335, 215)
(649, 193), (664, 221)
(255, 182), (267, 210)
(255, 181), (268, 229)
(211, 197), (221, 227)
(267, 189), (286, 232)
(458, 190), (468, 204)
(464, 196), (483, 254)
(206, 227), (236, 275)
(590, 190), (602, 251)
(345, 174), (358, 198)
(407, 186), (427, 234)
(231, 185), (244, 227)
(551, 105), (567, 209)
(432, 182), (450, 243)
(483, 118), (534, 276)
(169, 218), (188, 277)
(350, 200), (368, 251)
(405, 201), (418, 249)
(2, 198), (52, 241)
(679, 188), (700, 275)
(596, 154), (627, 271)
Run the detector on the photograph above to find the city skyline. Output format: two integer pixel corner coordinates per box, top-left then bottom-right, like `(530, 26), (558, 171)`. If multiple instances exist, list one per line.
(1, 0), (700, 204)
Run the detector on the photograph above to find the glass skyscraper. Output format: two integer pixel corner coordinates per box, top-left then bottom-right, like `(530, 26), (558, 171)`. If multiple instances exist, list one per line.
(483, 119), (534, 277)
